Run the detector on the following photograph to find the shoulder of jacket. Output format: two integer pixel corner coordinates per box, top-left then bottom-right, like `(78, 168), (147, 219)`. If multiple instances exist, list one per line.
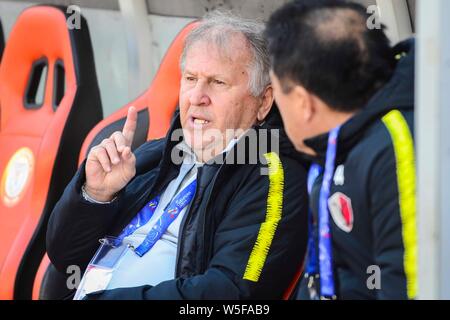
(347, 110), (414, 167)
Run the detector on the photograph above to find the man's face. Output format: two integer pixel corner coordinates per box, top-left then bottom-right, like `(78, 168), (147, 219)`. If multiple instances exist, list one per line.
(270, 71), (314, 153)
(179, 35), (263, 161)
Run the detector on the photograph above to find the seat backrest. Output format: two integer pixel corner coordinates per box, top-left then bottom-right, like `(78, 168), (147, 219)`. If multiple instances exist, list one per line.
(34, 20), (198, 300)
(0, 5), (102, 299)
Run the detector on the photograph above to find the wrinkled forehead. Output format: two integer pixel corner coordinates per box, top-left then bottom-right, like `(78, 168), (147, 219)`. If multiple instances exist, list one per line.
(184, 31), (253, 69)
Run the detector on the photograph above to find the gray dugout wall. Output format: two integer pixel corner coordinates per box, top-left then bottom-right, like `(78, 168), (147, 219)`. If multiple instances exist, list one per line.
(0, 0), (415, 117)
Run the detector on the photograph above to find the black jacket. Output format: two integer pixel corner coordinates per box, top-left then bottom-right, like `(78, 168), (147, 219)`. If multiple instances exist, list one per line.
(46, 108), (309, 300)
(298, 39), (416, 300)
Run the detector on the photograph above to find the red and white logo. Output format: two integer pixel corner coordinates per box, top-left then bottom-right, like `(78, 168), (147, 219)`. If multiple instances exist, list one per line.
(328, 192), (354, 233)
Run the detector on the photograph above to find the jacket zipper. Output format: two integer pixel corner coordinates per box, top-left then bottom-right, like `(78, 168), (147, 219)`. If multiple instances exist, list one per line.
(199, 166), (223, 273)
(174, 166), (203, 277)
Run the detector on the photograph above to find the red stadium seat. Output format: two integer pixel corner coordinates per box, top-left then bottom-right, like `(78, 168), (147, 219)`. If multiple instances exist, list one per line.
(33, 20), (199, 300)
(0, 5), (102, 299)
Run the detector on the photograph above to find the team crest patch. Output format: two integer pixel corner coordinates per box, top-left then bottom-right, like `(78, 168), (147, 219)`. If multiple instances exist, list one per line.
(328, 192), (354, 233)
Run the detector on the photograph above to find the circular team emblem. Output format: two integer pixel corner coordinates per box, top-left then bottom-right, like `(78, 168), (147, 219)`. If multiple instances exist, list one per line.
(328, 192), (354, 233)
(1, 147), (35, 207)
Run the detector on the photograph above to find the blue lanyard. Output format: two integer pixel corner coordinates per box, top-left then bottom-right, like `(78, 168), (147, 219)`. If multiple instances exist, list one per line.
(115, 179), (197, 257)
(305, 164), (322, 275)
(305, 126), (340, 299)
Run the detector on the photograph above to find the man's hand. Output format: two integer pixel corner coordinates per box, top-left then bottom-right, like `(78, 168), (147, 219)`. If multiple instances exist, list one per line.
(84, 106), (138, 202)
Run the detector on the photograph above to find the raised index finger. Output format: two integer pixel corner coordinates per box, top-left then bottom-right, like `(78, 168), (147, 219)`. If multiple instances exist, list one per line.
(122, 106), (137, 146)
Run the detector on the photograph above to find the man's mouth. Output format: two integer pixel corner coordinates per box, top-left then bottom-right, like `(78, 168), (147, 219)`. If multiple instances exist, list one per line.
(190, 116), (211, 128)
(193, 118), (210, 125)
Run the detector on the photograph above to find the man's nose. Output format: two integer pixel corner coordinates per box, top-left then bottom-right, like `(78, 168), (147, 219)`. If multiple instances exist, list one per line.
(189, 82), (211, 106)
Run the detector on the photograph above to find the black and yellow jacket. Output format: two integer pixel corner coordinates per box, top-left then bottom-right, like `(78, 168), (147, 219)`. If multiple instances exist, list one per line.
(46, 108), (309, 300)
(298, 39), (416, 300)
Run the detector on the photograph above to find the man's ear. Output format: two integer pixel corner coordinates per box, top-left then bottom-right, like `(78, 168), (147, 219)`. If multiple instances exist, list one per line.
(257, 85), (274, 122)
(293, 85), (314, 123)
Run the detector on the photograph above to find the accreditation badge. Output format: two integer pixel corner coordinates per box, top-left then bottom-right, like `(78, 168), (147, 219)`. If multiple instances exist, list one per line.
(74, 237), (132, 300)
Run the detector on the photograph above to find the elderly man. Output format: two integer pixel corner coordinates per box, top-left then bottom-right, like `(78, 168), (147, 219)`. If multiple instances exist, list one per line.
(265, 0), (416, 299)
(46, 12), (308, 300)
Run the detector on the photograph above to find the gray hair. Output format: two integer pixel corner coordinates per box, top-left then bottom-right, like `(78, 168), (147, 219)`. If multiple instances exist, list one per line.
(180, 11), (271, 97)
